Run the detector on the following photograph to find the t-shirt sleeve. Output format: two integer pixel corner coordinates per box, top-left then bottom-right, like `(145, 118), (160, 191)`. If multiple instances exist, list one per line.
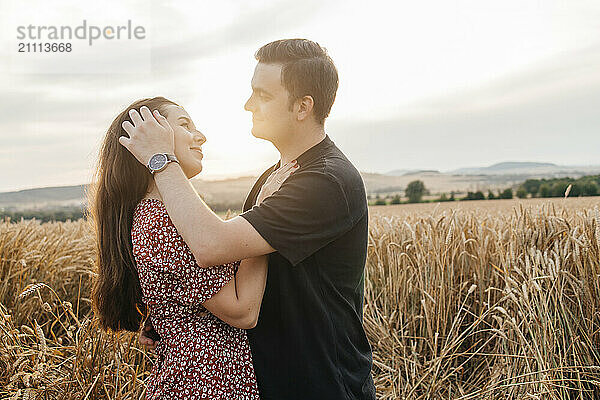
(240, 170), (365, 266)
(145, 207), (237, 305)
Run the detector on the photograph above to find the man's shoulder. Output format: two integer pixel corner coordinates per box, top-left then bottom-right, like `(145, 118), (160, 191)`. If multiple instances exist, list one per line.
(304, 145), (360, 179)
(301, 145), (367, 217)
(323, 146), (365, 193)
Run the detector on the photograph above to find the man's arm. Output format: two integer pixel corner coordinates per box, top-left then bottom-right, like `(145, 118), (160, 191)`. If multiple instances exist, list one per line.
(152, 162), (275, 267)
(152, 156), (298, 266)
(119, 106), (276, 266)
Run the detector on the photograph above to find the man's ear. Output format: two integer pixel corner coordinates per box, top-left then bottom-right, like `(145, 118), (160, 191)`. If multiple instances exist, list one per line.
(296, 95), (314, 121)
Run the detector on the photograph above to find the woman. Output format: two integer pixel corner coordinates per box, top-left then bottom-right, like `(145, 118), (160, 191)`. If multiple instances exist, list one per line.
(90, 97), (282, 399)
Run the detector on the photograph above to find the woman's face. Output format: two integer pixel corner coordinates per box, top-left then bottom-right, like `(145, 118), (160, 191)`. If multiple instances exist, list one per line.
(163, 105), (206, 179)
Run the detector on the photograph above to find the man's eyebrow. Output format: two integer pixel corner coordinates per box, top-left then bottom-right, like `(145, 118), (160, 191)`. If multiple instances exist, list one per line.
(252, 86), (272, 96)
(177, 116), (192, 123)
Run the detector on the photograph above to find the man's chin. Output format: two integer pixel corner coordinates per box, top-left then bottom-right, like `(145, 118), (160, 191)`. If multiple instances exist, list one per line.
(251, 128), (271, 141)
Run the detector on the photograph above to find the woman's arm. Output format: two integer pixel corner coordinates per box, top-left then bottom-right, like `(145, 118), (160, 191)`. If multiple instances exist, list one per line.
(202, 255), (268, 329)
(138, 255), (267, 348)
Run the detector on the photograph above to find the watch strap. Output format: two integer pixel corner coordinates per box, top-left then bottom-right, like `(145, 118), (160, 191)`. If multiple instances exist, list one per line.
(166, 154), (179, 164)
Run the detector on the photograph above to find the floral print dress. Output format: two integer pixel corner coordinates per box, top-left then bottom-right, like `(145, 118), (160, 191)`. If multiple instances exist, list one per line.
(131, 198), (260, 399)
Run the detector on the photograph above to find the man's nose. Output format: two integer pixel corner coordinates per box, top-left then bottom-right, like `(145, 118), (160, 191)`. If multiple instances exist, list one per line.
(244, 96), (253, 112)
(194, 130), (207, 145)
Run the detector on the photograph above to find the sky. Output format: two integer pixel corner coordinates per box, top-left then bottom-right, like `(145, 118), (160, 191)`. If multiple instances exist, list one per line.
(1, 0), (599, 192)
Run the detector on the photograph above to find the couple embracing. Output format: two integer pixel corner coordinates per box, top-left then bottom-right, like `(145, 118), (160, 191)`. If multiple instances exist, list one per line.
(91, 39), (376, 400)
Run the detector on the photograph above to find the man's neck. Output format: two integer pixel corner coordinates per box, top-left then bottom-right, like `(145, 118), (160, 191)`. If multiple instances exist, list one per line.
(276, 125), (326, 166)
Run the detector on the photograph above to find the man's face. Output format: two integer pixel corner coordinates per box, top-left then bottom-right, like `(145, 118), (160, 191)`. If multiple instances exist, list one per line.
(244, 63), (295, 143)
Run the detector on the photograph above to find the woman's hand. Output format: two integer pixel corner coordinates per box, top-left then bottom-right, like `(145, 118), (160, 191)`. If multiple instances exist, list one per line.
(256, 159), (299, 205)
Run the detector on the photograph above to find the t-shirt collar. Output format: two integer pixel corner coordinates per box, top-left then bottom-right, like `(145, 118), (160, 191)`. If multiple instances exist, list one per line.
(275, 135), (333, 169)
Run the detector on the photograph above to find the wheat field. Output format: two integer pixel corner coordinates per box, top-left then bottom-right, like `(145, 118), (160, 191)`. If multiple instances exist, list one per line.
(1, 198), (599, 399)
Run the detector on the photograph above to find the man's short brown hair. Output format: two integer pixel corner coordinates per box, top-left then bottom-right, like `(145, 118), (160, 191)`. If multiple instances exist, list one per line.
(255, 39), (339, 125)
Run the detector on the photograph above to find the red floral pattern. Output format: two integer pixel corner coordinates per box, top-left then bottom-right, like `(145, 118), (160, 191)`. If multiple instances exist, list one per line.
(131, 198), (260, 399)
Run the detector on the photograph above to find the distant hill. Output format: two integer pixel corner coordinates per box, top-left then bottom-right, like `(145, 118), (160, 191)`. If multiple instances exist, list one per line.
(385, 169), (409, 176)
(3, 161), (600, 211)
(386, 169), (441, 176)
(0, 185), (87, 208)
(449, 162), (600, 176)
(0, 178), (259, 211)
(486, 162), (556, 171)
(1, 173), (486, 210)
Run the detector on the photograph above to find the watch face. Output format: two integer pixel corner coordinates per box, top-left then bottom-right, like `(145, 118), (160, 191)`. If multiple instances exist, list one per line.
(149, 154), (168, 171)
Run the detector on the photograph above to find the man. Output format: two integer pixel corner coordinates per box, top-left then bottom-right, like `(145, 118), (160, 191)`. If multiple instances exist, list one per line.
(120, 39), (376, 400)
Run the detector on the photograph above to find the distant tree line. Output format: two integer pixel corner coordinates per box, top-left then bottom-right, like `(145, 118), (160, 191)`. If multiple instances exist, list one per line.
(369, 180), (518, 205)
(369, 174), (600, 206)
(369, 180), (431, 205)
(1, 200), (244, 223)
(518, 175), (599, 198)
(459, 188), (515, 201)
(0, 207), (86, 223)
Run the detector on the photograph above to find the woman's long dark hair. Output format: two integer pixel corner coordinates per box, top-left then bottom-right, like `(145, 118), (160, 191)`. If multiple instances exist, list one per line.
(90, 97), (179, 332)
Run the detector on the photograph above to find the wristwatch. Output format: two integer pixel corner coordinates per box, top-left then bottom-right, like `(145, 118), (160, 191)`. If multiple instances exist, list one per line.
(147, 153), (179, 174)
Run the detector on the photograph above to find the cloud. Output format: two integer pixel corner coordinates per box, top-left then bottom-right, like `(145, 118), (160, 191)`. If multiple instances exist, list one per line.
(0, 0), (327, 191)
(150, 0), (326, 71)
(330, 43), (600, 172)
(0, 0), (326, 138)
(1, 0), (598, 191)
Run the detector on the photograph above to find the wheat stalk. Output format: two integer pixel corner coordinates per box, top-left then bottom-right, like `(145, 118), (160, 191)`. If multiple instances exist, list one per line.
(2, 198), (600, 399)
(18, 283), (46, 300)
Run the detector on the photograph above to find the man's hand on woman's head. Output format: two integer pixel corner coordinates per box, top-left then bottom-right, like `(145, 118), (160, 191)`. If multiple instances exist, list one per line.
(119, 106), (175, 166)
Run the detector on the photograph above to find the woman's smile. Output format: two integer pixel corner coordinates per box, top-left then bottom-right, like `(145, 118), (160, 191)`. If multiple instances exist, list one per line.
(190, 146), (203, 158)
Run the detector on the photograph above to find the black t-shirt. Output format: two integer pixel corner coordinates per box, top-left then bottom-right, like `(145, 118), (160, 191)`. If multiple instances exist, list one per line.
(240, 135), (376, 400)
